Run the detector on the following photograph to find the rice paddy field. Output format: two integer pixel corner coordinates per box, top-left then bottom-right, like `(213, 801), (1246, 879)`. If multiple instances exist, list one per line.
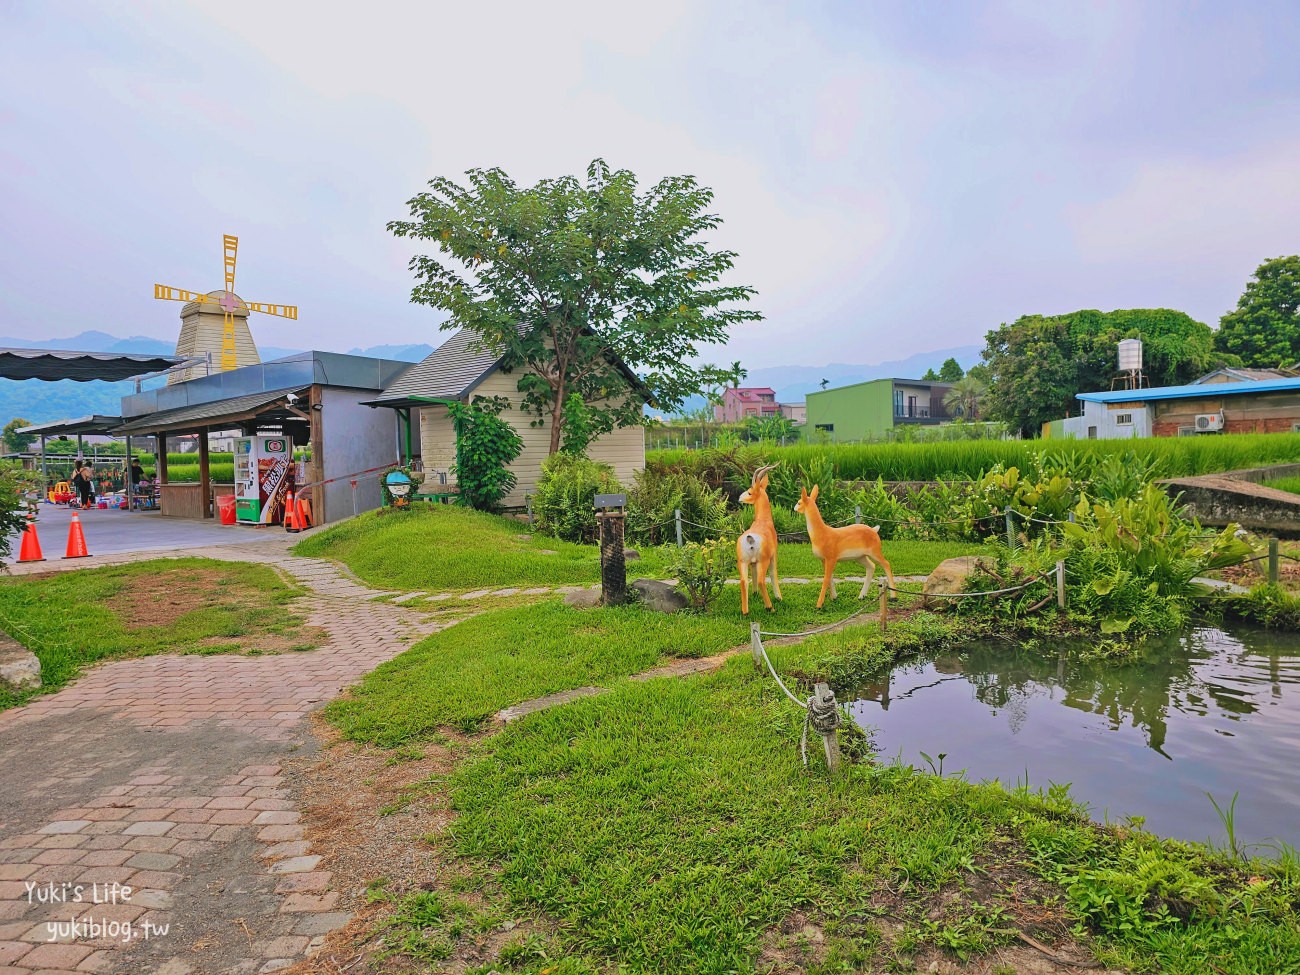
(648, 432), (1300, 482)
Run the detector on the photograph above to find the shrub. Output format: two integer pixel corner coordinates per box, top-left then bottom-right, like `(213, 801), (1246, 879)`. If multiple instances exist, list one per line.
(532, 454), (621, 543)
(667, 538), (728, 609)
(448, 398), (524, 512)
(626, 468), (728, 546)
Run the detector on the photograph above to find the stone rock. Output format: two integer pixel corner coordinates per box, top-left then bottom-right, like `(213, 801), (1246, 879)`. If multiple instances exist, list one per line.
(0, 630), (40, 690)
(623, 548), (641, 561)
(921, 555), (987, 610)
(563, 588), (603, 609)
(631, 578), (689, 614)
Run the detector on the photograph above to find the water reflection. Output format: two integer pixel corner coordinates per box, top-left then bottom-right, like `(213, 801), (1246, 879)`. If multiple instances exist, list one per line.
(851, 626), (1300, 847)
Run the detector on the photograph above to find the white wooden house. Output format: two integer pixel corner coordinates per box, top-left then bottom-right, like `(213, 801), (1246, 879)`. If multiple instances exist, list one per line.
(366, 328), (646, 507)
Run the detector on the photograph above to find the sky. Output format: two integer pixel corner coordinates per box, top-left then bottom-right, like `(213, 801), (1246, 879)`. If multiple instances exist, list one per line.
(2, 0), (1298, 370)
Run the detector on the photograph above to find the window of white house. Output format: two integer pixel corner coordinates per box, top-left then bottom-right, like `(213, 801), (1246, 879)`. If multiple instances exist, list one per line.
(1115, 413), (1133, 425)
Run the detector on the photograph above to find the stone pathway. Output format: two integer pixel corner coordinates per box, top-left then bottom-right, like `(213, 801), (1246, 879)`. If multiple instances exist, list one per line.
(0, 539), (445, 975)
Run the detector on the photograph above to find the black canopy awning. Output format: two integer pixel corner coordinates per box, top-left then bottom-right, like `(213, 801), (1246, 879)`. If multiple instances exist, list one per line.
(0, 347), (184, 382)
(18, 415), (125, 438)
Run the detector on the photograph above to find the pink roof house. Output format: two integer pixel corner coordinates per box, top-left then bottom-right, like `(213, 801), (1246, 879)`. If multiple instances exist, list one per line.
(714, 387), (781, 423)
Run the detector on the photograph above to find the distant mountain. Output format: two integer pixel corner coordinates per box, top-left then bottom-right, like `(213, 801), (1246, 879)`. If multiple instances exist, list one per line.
(0, 331), (434, 428)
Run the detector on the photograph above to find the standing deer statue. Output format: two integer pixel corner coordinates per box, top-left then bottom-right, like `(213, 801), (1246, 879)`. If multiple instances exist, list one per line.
(795, 484), (895, 609)
(737, 464), (782, 615)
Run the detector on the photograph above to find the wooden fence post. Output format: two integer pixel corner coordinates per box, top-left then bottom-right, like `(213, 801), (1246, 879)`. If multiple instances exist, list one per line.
(1056, 560), (1066, 608)
(1269, 537), (1279, 585)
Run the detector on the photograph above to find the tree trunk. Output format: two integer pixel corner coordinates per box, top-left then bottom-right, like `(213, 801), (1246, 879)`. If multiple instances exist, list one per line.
(548, 398), (564, 455)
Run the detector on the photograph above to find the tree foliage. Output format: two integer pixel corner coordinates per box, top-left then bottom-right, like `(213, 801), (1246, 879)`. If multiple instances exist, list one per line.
(1215, 256), (1300, 367)
(943, 376), (986, 419)
(389, 160), (761, 455)
(980, 309), (1229, 437)
(448, 397), (524, 512)
(2, 419), (34, 454)
(938, 357), (965, 382)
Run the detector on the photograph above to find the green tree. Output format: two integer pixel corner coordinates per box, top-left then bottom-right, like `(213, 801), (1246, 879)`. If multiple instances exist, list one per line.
(943, 376), (986, 419)
(389, 160), (761, 455)
(2, 418), (34, 454)
(980, 309), (1227, 438)
(1215, 256), (1300, 367)
(921, 367), (940, 381)
(938, 357), (965, 382)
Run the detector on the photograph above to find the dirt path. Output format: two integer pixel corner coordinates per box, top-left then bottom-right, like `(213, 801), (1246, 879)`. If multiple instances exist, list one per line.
(0, 538), (446, 975)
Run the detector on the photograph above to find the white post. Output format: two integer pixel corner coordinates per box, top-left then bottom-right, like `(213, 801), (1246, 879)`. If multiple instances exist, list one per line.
(750, 622), (763, 669)
(675, 508), (684, 547)
(1056, 560), (1066, 609)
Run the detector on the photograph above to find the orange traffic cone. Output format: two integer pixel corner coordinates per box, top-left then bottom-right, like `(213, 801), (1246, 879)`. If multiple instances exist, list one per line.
(283, 491), (300, 533)
(295, 496), (313, 530)
(63, 512), (90, 559)
(17, 514), (44, 563)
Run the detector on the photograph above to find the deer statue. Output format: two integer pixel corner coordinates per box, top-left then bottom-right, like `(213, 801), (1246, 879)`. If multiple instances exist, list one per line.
(795, 484), (895, 610)
(737, 464), (782, 615)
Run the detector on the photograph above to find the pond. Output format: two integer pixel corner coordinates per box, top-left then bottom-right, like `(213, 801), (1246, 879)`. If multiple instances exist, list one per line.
(849, 624), (1300, 850)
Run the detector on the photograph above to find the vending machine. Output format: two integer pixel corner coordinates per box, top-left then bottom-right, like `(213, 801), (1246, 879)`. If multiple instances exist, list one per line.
(233, 436), (294, 525)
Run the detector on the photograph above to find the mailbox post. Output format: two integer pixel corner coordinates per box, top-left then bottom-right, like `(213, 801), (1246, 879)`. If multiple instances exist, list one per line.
(595, 492), (628, 606)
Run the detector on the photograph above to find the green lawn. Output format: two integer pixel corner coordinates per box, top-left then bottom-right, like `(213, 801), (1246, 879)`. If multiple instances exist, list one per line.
(329, 593), (1299, 974)
(293, 504), (982, 592)
(325, 583), (926, 742)
(0, 558), (320, 710)
(445, 657), (1300, 974)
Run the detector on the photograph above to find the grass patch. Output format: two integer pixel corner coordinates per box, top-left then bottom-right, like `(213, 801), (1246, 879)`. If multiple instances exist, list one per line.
(325, 582), (931, 745)
(0, 558), (321, 710)
(294, 503), (981, 592)
(1266, 475), (1300, 496)
(446, 655), (1300, 973)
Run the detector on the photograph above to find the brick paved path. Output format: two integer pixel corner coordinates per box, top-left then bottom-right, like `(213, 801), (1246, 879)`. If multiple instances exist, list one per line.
(0, 539), (444, 975)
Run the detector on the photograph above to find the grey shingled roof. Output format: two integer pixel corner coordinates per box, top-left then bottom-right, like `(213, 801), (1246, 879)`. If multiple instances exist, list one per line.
(367, 329), (504, 407)
(114, 386), (309, 434)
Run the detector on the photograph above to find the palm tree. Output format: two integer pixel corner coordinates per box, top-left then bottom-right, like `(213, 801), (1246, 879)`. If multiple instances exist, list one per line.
(944, 376), (986, 420)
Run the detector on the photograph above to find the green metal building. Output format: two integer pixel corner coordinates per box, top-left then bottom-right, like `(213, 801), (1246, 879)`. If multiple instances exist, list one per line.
(805, 378), (955, 442)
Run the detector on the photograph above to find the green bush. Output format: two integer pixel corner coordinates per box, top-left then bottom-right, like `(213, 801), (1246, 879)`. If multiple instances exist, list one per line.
(667, 538), (728, 609)
(449, 399), (523, 512)
(625, 468), (728, 546)
(533, 454), (621, 544)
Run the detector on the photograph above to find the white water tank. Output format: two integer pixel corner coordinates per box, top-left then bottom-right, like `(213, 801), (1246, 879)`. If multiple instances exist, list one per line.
(1118, 338), (1143, 372)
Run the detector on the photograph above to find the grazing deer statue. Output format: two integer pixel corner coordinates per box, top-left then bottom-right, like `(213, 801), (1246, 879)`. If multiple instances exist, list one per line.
(795, 484), (895, 609)
(737, 464), (782, 615)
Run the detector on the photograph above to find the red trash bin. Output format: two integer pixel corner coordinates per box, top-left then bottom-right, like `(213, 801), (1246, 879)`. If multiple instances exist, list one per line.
(217, 495), (238, 525)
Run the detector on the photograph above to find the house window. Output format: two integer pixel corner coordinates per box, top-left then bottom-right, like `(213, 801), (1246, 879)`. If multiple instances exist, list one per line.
(815, 423), (834, 432)
(907, 395), (917, 417)
(1178, 427), (1196, 437)
(1087, 426), (1098, 439)
(1115, 413), (1133, 425)
(894, 389), (904, 417)
(1292, 422), (1300, 433)
(745, 408), (757, 417)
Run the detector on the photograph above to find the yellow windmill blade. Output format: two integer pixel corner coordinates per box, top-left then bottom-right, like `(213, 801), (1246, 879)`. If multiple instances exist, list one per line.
(221, 312), (238, 371)
(244, 300), (299, 320)
(154, 284), (221, 305)
(223, 234), (238, 293)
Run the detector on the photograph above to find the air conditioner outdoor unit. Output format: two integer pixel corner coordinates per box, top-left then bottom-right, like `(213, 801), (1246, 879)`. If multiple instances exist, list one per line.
(1194, 413), (1224, 432)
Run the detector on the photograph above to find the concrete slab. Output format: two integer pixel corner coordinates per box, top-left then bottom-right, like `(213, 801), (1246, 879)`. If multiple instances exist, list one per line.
(6, 503), (281, 562)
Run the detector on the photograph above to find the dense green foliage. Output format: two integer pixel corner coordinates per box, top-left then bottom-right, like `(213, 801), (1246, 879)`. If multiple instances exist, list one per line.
(666, 538), (728, 609)
(388, 159), (761, 454)
(649, 433), (1300, 484)
(531, 454), (621, 544)
(624, 466), (728, 545)
(1215, 256), (1300, 366)
(0, 462), (36, 559)
(2, 418), (35, 453)
(980, 309), (1229, 436)
(449, 398), (523, 512)
(0, 559), (316, 711)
